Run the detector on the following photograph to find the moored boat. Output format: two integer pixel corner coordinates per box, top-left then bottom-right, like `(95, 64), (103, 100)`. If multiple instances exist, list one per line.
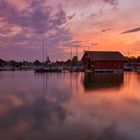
(135, 66), (140, 72)
(34, 66), (62, 73)
(124, 64), (133, 72)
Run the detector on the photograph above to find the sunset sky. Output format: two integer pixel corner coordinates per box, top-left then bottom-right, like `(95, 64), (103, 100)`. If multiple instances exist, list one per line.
(0, 0), (140, 61)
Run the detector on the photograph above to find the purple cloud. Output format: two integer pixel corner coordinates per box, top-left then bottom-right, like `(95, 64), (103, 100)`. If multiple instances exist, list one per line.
(0, 0), (78, 60)
(0, 0), (120, 60)
(102, 0), (118, 6)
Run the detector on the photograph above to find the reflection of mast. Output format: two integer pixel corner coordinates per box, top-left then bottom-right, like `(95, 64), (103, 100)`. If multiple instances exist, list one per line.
(45, 74), (48, 96)
(70, 73), (73, 95)
(76, 73), (79, 95)
(43, 74), (45, 99)
(42, 73), (48, 100)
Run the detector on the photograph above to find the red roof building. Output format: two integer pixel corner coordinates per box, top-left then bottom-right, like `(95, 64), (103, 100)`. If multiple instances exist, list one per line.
(81, 51), (126, 72)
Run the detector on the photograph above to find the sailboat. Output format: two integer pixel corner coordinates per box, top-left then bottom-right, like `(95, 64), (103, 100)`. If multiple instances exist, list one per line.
(34, 39), (62, 73)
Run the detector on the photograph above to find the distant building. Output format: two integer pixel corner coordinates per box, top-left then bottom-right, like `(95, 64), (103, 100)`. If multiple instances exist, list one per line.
(81, 51), (126, 72)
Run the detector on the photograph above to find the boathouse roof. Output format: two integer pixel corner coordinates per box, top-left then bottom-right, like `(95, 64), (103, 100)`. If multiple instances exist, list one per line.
(82, 51), (126, 61)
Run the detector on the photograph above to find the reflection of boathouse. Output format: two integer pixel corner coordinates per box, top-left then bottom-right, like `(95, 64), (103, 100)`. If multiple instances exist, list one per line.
(83, 73), (124, 91)
(82, 51), (125, 72)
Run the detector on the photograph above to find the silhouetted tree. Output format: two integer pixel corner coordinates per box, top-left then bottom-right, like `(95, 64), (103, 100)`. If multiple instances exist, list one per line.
(33, 60), (41, 66)
(137, 56), (140, 62)
(72, 56), (78, 66)
(0, 59), (6, 67)
(65, 59), (71, 66)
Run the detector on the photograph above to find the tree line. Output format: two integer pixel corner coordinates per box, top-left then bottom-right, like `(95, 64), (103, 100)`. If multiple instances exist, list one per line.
(125, 56), (140, 63)
(0, 56), (80, 68)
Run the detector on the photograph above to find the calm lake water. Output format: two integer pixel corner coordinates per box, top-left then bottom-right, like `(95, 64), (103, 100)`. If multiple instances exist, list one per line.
(0, 71), (140, 140)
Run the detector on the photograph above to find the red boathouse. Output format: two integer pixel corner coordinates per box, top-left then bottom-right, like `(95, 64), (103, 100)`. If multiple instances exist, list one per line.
(82, 51), (126, 72)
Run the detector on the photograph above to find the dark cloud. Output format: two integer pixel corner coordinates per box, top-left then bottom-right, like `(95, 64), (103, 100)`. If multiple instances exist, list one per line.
(0, 0), (68, 35)
(67, 13), (76, 20)
(102, 0), (118, 6)
(121, 27), (140, 34)
(64, 40), (83, 49)
(0, 0), (77, 60)
(101, 28), (111, 32)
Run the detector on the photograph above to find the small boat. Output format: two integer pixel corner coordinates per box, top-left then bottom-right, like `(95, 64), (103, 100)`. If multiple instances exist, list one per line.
(85, 69), (94, 73)
(135, 66), (140, 72)
(124, 64), (133, 72)
(34, 67), (62, 73)
(124, 66), (133, 71)
(69, 66), (85, 72)
(0, 66), (15, 71)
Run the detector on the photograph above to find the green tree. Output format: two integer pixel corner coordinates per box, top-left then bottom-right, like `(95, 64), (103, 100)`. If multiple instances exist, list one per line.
(71, 56), (78, 66)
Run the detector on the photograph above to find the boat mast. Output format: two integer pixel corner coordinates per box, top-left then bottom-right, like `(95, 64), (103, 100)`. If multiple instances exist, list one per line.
(71, 47), (72, 60)
(46, 41), (47, 61)
(76, 47), (78, 58)
(43, 39), (45, 62)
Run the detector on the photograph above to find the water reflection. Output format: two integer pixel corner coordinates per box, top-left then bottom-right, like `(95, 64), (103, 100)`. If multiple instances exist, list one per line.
(0, 71), (140, 140)
(83, 73), (124, 91)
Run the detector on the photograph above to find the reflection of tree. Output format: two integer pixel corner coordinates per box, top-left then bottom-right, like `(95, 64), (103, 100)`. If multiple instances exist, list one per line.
(83, 73), (124, 91)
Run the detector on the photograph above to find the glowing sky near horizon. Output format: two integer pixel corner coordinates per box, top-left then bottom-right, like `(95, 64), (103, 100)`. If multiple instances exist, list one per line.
(0, 0), (140, 61)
